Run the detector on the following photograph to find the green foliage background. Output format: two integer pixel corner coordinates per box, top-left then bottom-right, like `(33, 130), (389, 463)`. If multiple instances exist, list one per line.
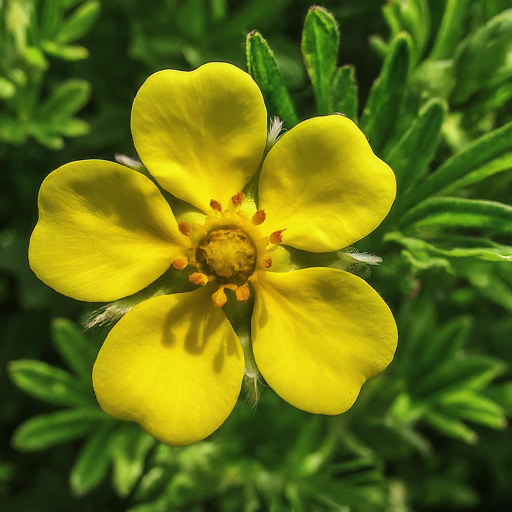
(2, 0), (512, 510)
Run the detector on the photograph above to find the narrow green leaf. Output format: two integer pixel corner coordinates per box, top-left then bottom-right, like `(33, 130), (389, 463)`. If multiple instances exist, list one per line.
(39, 79), (91, 119)
(452, 9), (512, 104)
(332, 65), (358, 122)
(56, 1), (100, 44)
(246, 31), (299, 127)
(423, 410), (477, 444)
(429, 0), (472, 61)
(8, 359), (93, 407)
(402, 120), (512, 209)
(51, 318), (97, 381)
(438, 391), (507, 429)
(360, 34), (412, 154)
(385, 98), (445, 192)
(459, 261), (512, 312)
(387, 231), (512, 262)
(301, 6), (339, 115)
(401, 197), (512, 235)
(415, 316), (472, 376)
(12, 408), (108, 451)
(384, 0), (430, 66)
(110, 423), (156, 497)
(70, 423), (116, 496)
(41, 41), (89, 60)
(54, 118), (90, 137)
(0, 77), (16, 99)
(413, 356), (505, 399)
(40, 0), (63, 40)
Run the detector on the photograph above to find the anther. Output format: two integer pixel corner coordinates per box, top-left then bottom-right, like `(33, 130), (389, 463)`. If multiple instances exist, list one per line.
(269, 229), (286, 244)
(212, 287), (227, 308)
(235, 284), (250, 302)
(189, 272), (209, 286)
(231, 192), (245, 205)
(178, 221), (191, 236)
(259, 257), (272, 269)
(210, 199), (222, 212)
(251, 210), (266, 225)
(172, 258), (188, 270)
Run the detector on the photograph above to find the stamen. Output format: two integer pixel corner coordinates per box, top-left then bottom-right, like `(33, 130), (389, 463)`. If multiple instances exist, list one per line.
(212, 287), (227, 308)
(259, 257), (272, 269)
(224, 284), (238, 291)
(210, 199), (222, 212)
(231, 192), (245, 205)
(178, 221), (191, 236)
(189, 272), (209, 286)
(269, 229), (286, 245)
(172, 258), (188, 270)
(251, 210), (266, 225)
(236, 284), (250, 302)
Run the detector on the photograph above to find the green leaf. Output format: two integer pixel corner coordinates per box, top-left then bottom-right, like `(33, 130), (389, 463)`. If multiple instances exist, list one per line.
(41, 40), (89, 60)
(452, 9), (512, 104)
(12, 408), (108, 451)
(401, 120), (512, 209)
(0, 115), (27, 144)
(56, 1), (100, 44)
(429, 0), (472, 61)
(360, 33), (412, 155)
(39, 79), (91, 120)
(0, 77), (16, 99)
(437, 391), (507, 430)
(401, 197), (512, 235)
(413, 355), (505, 399)
(53, 118), (90, 137)
(385, 98), (445, 193)
(246, 31), (299, 127)
(8, 359), (93, 407)
(31, 128), (65, 150)
(332, 65), (358, 122)
(383, 0), (430, 66)
(423, 410), (477, 444)
(301, 6), (339, 115)
(387, 232), (512, 263)
(70, 423), (116, 496)
(110, 423), (157, 497)
(51, 318), (97, 381)
(458, 261), (512, 312)
(415, 316), (472, 376)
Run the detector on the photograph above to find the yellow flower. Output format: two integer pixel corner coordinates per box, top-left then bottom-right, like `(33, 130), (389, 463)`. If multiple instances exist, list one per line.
(29, 63), (398, 446)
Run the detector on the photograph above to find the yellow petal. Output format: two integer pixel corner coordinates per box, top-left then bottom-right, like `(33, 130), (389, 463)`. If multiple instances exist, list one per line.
(29, 160), (188, 302)
(92, 287), (244, 446)
(251, 267), (397, 415)
(259, 115), (396, 252)
(131, 63), (267, 213)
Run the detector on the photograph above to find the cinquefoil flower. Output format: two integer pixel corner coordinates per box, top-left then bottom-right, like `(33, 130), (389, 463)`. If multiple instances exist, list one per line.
(29, 63), (397, 446)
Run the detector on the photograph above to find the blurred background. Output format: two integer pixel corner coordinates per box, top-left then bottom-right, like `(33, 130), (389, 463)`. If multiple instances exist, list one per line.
(2, 0), (512, 511)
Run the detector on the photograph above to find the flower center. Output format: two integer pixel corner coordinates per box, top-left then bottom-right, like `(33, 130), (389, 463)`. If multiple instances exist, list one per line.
(196, 227), (256, 286)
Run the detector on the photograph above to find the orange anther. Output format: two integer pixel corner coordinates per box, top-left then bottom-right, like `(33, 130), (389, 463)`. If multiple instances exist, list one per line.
(178, 221), (191, 236)
(210, 199), (222, 212)
(212, 287), (227, 308)
(269, 229), (286, 244)
(189, 272), (209, 286)
(231, 192), (245, 205)
(235, 284), (250, 302)
(251, 210), (266, 225)
(172, 258), (188, 270)
(260, 257), (272, 269)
